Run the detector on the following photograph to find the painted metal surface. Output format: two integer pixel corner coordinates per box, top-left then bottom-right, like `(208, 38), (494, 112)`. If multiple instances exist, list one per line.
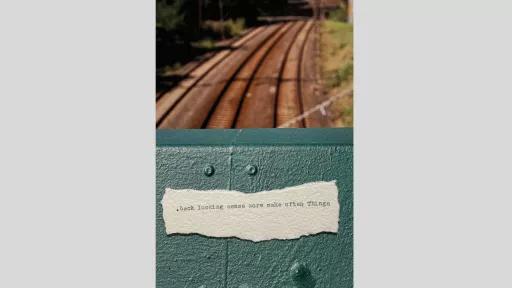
(156, 128), (353, 288)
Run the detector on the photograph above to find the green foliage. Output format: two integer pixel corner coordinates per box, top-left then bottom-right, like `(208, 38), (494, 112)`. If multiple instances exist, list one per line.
(324, 20), (353, 35)
(328, 7), (348, 22)
(202, 18), (245, 38)
(156, 0), (184, 32)
(225, 18), (245, 37)
(157, 0), (290, 34)
(337, 62), (353, 85)
(326, 62), (353, 89)
(320, 19), (353, 127)
(339, 104), (353, 127)
(322, 20), (353, 89)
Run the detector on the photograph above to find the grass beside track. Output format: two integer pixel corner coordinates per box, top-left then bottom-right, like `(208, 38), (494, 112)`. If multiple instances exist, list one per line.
(321, 20), (353, 127)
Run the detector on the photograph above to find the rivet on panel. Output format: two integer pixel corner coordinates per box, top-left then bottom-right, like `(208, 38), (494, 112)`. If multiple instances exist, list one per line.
(290, 262), (308, 280)
(290, 262), (316, 287)
(203, 165), (215, 177)
(245, 165), (257, 176)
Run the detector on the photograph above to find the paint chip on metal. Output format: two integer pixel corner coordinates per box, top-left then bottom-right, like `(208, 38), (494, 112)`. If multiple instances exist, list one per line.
(161, 181), (339, 242)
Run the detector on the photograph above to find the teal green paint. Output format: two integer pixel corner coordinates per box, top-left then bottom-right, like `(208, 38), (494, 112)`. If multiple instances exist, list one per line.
(156, 129), (353, 288)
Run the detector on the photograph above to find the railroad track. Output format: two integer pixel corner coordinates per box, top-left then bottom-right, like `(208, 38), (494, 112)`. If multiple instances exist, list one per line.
(156, 20), (329, 129)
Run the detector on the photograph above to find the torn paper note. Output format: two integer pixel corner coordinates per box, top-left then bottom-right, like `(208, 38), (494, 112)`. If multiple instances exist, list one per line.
(161, 181), (339, 242)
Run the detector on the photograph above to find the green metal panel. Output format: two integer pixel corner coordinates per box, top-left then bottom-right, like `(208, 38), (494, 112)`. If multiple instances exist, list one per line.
(156, 146), (230, 287)
(156, 129), (353, 288)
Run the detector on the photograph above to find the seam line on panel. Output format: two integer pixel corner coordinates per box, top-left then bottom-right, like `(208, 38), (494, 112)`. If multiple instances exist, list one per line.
(225, 129), (241, 288)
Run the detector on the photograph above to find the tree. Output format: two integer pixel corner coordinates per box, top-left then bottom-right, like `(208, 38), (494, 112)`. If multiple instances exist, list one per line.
(156, 0), (184, 32)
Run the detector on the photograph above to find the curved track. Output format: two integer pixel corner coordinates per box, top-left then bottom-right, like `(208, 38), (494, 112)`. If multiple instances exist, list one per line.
(156, 20), (329, 129)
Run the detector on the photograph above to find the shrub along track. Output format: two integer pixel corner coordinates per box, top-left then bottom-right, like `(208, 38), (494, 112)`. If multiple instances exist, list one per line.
(156, 20), (329, 129)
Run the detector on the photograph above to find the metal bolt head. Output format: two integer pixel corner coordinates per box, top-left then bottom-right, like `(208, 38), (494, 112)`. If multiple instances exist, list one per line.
(203, 165), (215, 177)
(245, 165), (257, 176)
(290, 262), (309, 281)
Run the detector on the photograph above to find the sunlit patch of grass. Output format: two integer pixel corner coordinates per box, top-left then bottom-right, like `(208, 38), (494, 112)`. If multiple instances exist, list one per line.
(157, 62), (183, 78)
(191, 38), (216, 49)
